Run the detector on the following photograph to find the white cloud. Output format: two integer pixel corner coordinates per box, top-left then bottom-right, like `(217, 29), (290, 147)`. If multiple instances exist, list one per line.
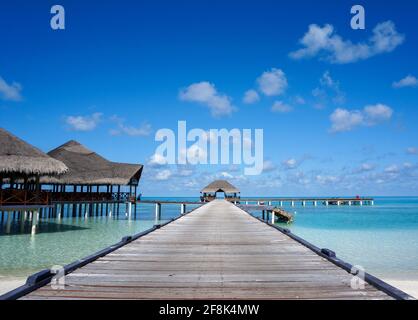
(363, 104), (393, 125)
(65, 113), (102, 131)
(220, 171), (233, 179)
(179, 81), (235, 117)
(148, 153), (168, 167)
(186, 144), (207, 163)
(111, 121), (152, 137)
(271, 101), (293, 113)
(293, 95), (306, 105)
(290, 21), (404, 64)
(406, 147), (418, 155)
(329, 104), (393, 132)
(242, 89), (260, 104)
(384, 164), (399, 173)
(360, 163), (375, 172)
(392, 75), (418, 88)
(155, 169), (172, 181)
(353, 163), (376, 174)
(329, 109), (364, 132)
(263, 160), (277, 173)
(312, 71), (345, 106)
(282, 158), (298, 169)
(315, 175), (340, 185)
(0, 76), (22, 101)
(257, 68), (288, 96)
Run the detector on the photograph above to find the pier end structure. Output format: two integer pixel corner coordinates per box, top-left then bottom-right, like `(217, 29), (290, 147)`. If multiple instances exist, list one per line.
(200, 180), (240, 202)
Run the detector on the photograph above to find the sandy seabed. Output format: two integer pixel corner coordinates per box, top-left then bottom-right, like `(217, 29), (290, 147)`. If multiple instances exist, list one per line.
(0, 277), (26, 296)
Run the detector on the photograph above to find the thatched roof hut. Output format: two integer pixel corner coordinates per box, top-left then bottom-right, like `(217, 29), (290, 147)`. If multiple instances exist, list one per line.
(201, 180), (240, 194)
(40, 140), (143, 186)
(0, 128), (68, 177)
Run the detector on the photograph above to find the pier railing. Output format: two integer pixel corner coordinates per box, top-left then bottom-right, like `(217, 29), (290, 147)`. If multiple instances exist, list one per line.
(0, 190), (49, 206)
(49, 191), (135, 203)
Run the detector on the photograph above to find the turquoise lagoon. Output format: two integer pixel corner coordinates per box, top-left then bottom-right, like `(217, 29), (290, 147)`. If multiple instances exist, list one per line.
(1, 197), (418, 282)
(250, 196), (418, 280)
(0, 199), (200, 278)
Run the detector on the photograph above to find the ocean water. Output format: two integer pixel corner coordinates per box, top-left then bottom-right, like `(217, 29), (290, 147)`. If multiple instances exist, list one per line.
(249, 197), (418, 281)
(0, 197), (417, 282)
(0, 199), (200, 278)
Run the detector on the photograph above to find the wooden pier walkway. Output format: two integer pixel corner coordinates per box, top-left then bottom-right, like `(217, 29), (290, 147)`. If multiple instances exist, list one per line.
(21, 200), (395, 300)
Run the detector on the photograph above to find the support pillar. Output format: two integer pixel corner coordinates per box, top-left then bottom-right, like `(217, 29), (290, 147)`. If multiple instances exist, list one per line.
(155, 203), (161, 223)
(181, 203), (186, 215)
(6, 212), (12, 234)
(57, 204), (62, 220)
(31, 211), (39, 235)
(127, 202), (132, 219)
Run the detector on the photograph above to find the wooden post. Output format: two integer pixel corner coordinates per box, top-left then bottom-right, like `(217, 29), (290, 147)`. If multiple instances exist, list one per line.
(271, 211), (275, 224)
(181, 203), (186, 215)
(6, 212), (12, 234)
(291, 201), (295, 207)
(85, 204), (89, 219)
(313, 201), (317, 206)
(155, 203), (161, 223)
(325, 200), (329, 206)
(20, 211), (26, 233)
(268, 201), (272, 206)
(279, 201), (283, 207)
(127, 202), (132, 219)
(262, 210), (265, 220)
(31, 211), (39, 235)
(302, 201), (306, 206)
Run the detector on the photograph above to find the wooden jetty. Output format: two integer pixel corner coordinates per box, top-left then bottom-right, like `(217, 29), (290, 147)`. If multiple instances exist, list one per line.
(239, 204), (293, 223)
(238, 197), (374, 206)
(10, 199), (411, 300)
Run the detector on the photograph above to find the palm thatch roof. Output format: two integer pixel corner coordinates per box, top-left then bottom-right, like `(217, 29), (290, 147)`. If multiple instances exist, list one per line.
(40, 140), (143, 185)
(0, 128), (68, 176)
(201, 180), (240, 194)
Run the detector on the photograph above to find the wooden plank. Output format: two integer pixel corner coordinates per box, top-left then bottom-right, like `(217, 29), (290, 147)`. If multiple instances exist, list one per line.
(21, 199), (391, 300)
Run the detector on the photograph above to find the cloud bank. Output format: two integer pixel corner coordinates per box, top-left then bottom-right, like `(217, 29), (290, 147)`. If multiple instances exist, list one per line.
(290, 21), (404, 64)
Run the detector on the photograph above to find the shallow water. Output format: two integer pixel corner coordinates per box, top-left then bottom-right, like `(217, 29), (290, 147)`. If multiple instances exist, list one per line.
(249, 197), (418, 280)
(0, 199), (200, 278)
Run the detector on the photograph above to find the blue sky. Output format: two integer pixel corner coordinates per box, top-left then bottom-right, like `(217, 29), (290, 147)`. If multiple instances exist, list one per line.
(1, 0), (418, 196)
